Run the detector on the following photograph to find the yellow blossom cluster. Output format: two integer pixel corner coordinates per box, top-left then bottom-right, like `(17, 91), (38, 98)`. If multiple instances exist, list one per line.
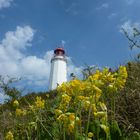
(88, 132), (94, 138)
(115, 66), (128, 89)
(13, 96), (45, 118)
(35, 96), (45, 109)
(56, 112), (80, 133)
(57, 79), (84, 96)
(27, 96), (45, 112)
(5, 131), (14, 140)
(100, 124), (109, 136)
(6, 96), (46, 139)
(15, 108), (27, 116)
(13, 100), (19, 107)
(87, 66), (128, 94)
(56, 66), (127, 136)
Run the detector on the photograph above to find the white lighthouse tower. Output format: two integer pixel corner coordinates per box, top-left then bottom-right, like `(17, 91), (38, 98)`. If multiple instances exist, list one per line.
(48, 47), (67, 90)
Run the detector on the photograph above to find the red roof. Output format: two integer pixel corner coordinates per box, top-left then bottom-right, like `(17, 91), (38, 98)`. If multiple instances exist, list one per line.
(54, 47), (65, 54)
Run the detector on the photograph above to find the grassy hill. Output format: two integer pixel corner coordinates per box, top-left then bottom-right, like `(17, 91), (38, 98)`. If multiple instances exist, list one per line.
(0, 61), (140, 140)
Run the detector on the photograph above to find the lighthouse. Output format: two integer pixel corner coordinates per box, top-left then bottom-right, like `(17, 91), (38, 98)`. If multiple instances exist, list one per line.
(48, 47), (67, 90)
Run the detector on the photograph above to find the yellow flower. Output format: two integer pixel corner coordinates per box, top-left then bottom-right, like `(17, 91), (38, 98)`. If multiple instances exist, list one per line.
(29, 122), (37, 129)
(68, 122), (74, 133)
(13, 100), (19, 107)
(69, 113), (75, 121)
(79, 82), (86, 91)
(88, 70), (101, 81)
(92, 104), (97, 112)
(94, 111), (107, 118)
(54, 109), (63, 116)
(35, 96), (45, 109)
(70, 79), (81, 87)
(5, 131), (14, 140)
(29, 121), (36, 126)
(118, 66), (128, 79)
(16, 108), (26, 116)
(78, 96), (89, 101)
(92, 85), (102, 94)
(84, 100), (90, 111)
(57, 82), (67, 93)
(92, 92), (101, 101)
(75, 117), (81, 125)
(99, 102), (107, 111)
(108, 84), (113, 89)
(100, 124), (109, 135)
(107, 84), (118, 93)
(78, 96), (85, 100)
(88, 132), (94, 138)
(101, 116), (108, 124)
(61, 94), (71, 104)
(29, 105), (35, 112)
(16, 108), (22, 116)
(108, 84), (114, 89)
(57, 114), (66, 122)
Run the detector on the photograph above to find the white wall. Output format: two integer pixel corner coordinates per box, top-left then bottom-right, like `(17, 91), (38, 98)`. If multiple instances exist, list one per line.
(48, 55), (67, 90)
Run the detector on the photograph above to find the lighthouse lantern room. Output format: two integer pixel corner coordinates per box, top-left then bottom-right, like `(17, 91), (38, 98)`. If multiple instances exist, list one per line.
(48, 47), (67, 90)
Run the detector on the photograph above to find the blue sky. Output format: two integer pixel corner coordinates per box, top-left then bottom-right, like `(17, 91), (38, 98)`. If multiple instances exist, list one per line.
(0, 0), (140, 100)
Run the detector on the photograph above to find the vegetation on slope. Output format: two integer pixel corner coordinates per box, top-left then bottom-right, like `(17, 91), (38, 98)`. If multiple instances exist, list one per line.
(0, 63), (140, 140)
(0, 27), (140, 140)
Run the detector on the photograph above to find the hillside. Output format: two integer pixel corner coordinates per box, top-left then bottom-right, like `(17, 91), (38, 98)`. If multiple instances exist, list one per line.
(0, 61), (140, 140)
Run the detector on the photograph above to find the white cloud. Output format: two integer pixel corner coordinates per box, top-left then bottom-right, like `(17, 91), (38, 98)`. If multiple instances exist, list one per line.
(0, 26), (35, 77)
(120, 20), (140, 36)
(0, 25), (82, 100)
(0, 26), (49, 86)
(96, 3), (109, 10)
(0, 0), (13, 10)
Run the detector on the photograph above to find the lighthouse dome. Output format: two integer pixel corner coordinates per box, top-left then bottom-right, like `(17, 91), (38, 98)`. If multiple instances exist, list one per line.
(54, 47), (65, 55)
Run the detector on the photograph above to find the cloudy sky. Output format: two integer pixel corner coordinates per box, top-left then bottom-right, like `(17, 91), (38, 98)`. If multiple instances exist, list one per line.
(0, 0), (140, 101)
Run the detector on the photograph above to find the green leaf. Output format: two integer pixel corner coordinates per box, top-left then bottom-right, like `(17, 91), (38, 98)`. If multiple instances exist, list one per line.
(110, 120), (122, 140)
